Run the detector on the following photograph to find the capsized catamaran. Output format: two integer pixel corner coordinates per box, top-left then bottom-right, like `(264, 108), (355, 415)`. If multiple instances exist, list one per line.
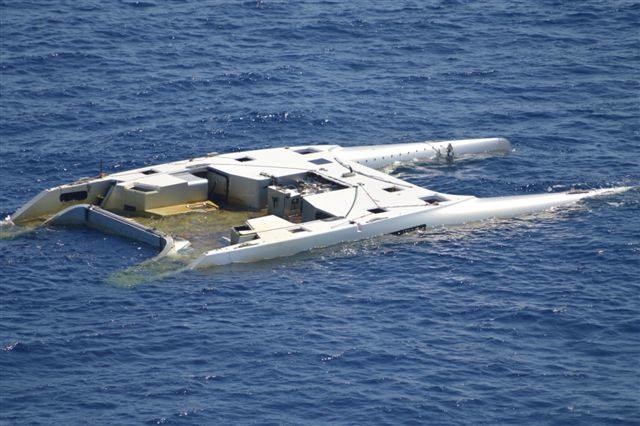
(4, 137), (630, 268)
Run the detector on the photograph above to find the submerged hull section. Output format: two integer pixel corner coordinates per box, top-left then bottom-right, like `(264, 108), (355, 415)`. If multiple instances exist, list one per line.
(5, 136), (631, 270)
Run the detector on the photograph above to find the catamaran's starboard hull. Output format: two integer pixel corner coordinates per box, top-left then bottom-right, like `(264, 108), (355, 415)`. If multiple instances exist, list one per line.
(188, 187), (630, 268)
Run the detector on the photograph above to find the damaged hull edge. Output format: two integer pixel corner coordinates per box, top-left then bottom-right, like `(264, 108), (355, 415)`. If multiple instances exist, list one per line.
(45, 204), (182, 260)
(4, 137), (631, 268)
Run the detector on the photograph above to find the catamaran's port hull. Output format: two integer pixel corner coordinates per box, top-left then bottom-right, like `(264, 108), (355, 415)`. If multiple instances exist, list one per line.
(9, 138), (510, 224)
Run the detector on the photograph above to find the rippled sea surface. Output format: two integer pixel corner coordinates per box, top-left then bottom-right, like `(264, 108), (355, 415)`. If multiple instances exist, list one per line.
(1, 1), (639, 424)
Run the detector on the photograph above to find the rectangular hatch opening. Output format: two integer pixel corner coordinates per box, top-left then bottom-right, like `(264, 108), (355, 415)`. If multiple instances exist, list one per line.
(383, 186), (402, 193)
(367, 207), (387, 214)
(235, 156), (255, 162)
(295, 148), (320, 155)
(421, 195), (448, 205)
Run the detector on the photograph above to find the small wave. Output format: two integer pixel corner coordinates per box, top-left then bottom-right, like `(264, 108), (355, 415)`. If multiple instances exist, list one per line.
(2, 341), (20, 352)
(120, 0), (157, 8)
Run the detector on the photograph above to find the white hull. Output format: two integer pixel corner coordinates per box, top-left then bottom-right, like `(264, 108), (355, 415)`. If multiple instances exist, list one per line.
(5, 136), (631, 269)
(188, 187), (628, 268)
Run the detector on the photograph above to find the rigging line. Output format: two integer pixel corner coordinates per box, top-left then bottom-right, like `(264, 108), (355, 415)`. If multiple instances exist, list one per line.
(332, 156), (414, 188)
(336, 209), (389, 228)
(329, 200), (414, 230)
(330, 211), (372, 230)
(357, 183), (381, 209)
(258, 198), (467, 234)
(331, 181), (391, 226)
(342, 186), (359, 218)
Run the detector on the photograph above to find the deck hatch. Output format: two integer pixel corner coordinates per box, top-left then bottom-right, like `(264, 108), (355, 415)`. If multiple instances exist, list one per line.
(309, 158), (332, 165)
(295, 148), (320, 155)
(383, 186), (402, 192)
(367, 207), (387, 214)
(421, 195), (448, 205)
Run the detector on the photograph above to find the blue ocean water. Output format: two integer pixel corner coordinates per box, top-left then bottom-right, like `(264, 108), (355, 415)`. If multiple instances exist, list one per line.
(1, 0), (639, 423)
